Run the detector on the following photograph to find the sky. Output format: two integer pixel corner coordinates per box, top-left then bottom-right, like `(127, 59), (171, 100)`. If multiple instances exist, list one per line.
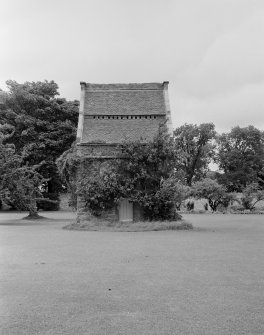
(1, 0), (264, 133)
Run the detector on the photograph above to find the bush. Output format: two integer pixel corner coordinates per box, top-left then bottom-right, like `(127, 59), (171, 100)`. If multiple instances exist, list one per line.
(192, 178), (233, 212)
(59, 128), (188, 221)
(136, 190), (182, 221)
(240, 183), (264, 210)
(78, 161), (121, 217)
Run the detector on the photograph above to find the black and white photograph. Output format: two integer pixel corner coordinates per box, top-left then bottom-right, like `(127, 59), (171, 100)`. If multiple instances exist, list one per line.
(0, 1), (264, 334)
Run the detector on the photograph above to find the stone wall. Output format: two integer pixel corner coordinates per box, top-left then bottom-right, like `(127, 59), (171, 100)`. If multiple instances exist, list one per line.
(76, 159), (119, 223)
(76, 194), (119, 223)
(82, 116), (165, 143)
(77, 143), (120, 158)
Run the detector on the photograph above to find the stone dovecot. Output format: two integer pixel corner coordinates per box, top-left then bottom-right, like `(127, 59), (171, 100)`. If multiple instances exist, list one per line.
(76, 82), (173, 223)
(76, 82), (173, 157)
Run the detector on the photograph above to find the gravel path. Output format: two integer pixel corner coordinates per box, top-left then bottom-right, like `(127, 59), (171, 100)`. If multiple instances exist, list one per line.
(0, 212), (263, 335)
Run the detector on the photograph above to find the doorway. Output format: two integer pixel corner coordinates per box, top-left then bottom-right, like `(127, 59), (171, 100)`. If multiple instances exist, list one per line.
(119, 199), (133, 222)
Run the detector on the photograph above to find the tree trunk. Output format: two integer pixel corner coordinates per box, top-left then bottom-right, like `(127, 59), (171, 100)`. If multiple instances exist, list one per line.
(186, 174), (193, 186)
(23, 198), (42, 219)
(208, 199), (218, 212)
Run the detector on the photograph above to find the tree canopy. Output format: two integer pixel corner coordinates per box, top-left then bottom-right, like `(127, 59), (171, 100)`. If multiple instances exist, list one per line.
(216, 126), (264, 191)
(0, 80), (79, 208)
(0, 140), (45, 217)
(192, 178), (233, 212)
(173, 123), (216, 186)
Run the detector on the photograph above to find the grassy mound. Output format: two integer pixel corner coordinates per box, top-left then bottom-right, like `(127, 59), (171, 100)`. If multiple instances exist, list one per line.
(22, 213), (47, 220)
(63, 219), (193, 232)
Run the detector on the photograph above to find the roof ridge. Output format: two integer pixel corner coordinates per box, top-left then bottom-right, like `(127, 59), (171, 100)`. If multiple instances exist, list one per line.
(80, 82), (168, 90)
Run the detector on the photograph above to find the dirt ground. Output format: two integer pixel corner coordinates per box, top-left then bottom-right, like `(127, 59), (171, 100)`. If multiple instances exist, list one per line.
(0, 212), (263, 335)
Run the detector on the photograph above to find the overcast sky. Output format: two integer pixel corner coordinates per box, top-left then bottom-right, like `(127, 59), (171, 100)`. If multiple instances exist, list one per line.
(1, 0), (263, 133)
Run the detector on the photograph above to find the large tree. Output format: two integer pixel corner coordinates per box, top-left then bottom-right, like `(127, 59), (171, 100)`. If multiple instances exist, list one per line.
(0, 80), (79, 207)
(173, 123), (216, 186)
(0, 140), (46, 218)
(216, 126), (264, 191)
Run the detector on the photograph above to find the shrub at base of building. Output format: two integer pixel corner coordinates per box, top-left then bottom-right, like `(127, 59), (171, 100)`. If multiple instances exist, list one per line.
(77, 132), (184, 221)
(58, 130), (189, 223)
(78, 160), (121, 218)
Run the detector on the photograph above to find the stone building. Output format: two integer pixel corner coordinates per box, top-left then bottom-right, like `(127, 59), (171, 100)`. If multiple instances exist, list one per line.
(76, 82), (173, 222)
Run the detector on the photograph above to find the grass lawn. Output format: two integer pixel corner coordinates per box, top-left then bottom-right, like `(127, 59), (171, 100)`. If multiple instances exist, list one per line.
(0, 212), (263, 335)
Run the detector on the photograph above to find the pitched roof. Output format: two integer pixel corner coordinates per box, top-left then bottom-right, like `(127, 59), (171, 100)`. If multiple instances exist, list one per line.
(78, 82), (171, 145)
(83, 83), (166, 116)
(82, 83), (163, 90)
